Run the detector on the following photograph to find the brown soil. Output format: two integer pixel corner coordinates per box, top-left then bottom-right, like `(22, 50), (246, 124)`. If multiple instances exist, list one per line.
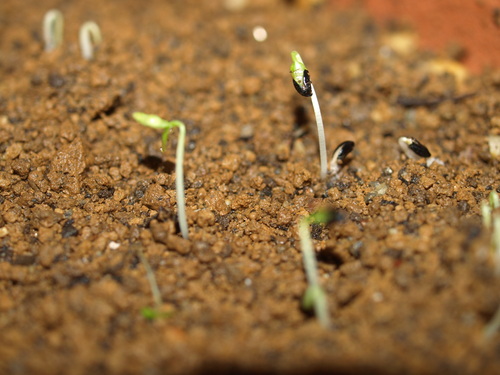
(333, 0), (500, 73)
(1, 1), (500, 374)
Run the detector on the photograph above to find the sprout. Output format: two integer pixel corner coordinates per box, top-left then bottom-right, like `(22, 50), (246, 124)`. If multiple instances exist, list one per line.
(137, 249), (172, 320)
(398, 136), (431, 159)
(482, 191), (500, 271)
(133, 112), (189, 240)
(79, 21), (102, 60)
(290, 51), (328, 180)
(43, 9), (64, 52)
(483, 191), (500, 339)
(398, 136), (444, 167)
(329, 141), (355, 175)
(298, 208), (341, 329)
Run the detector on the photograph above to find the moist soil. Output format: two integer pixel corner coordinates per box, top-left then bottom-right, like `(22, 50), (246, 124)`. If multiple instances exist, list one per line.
(1, 1), (500, 374)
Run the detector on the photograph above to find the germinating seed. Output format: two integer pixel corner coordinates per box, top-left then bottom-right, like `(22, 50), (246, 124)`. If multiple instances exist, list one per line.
(398, 136), (431, 159)
(329, 140), (355, 174)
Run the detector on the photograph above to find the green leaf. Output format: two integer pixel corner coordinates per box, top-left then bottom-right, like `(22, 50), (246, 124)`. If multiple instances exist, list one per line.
(302, 285), (326, 311)
(306, 207), (342, 225)
(141, 306), (172, 321)
(132, 112), (169, 129)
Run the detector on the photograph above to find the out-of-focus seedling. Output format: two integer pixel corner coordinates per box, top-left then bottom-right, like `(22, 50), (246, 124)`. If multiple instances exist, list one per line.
(133, 112), (189, 240)
(481, 191), (500, 270)
(79, 21), (102, 60)
(43, 9), (64, 52)
(137, 249), (172, 320)
(290, 51), (328, 180)
(298, 208), (340, 329)
(329, 141), (355, 175)
(482, 191), (500, 339)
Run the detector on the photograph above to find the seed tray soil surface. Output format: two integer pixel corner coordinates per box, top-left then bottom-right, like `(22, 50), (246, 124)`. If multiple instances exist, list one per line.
(1, 1), (500, 374)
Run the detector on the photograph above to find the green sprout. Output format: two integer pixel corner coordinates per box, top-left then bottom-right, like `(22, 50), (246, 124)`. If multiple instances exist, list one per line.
(298, 208), (339, 329)
(290, 51), (328, 180)
(79, 21), (102, 60)
(137, 249), (172, 321)
(133, 112), (189, 240)
(43, 9), (64, 52)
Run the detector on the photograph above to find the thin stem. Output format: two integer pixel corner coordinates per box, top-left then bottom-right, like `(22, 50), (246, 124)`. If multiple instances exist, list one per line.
(43, 9), (63, 52)
(172, 122), (189, 240)
(79, 21), (102, 60)
(298, 217), (331, 329)
(137, 249), (162, 309)
(310, 84), (327, 180)
(484, 303), (500, 340)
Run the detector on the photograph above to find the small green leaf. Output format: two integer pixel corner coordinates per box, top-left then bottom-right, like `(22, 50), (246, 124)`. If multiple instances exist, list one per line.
(290, 51), (312, 97)
(306, 207), (343, 225)
(302, 285), (326, 311)
(132, 112), (169, 129)
(290, 50), (307, 78)
(141, 306), (172, 321)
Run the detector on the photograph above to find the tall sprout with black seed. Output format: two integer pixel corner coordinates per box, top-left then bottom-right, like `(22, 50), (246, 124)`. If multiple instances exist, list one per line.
(79, 21), (102, 60)
(290, 51), (327, 180)
(133, 112), (189, 240)
(43, 9), (64, 51)
(298, 208), (340, 329)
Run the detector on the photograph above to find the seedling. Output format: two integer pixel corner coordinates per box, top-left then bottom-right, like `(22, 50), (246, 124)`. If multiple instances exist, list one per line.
(79, 21), (102, 60)
(481, 191), (500, 271)
(133, 112), (189, 240)
(137, 249), (172, 320)
(329, 140), (355, 175)
(482, 191), (500, 339)
(398, 136), (444, 167)
(290, 51), (328, 180)
(298, 208), (340, 329)
(43, 9), (64, 52)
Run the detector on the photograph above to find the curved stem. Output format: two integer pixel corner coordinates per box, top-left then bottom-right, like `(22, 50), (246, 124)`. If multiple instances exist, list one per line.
(43, 9), (63, 52)
(310, 84), (327, 180)
(79, 21), (102, 60)
(174, 124), (189, 240)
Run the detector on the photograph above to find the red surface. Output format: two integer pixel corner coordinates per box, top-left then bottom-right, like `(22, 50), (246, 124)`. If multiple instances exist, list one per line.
(331, 0), (500, 73)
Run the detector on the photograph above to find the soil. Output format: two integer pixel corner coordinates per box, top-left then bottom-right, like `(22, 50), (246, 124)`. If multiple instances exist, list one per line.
(1, 1), (500, 374)
(334, 0), (500, 73)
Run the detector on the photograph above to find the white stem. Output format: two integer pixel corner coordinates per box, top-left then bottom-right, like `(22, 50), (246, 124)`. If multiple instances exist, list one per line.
(79, 21), (102, 60)
(310, 84), (327, 180)
(43, 9), (63, 52)
(138, 250), (162, 308)
(299, 219), (331, 329)
(493, 214), (500, 275)
(176, 125), (189, 240)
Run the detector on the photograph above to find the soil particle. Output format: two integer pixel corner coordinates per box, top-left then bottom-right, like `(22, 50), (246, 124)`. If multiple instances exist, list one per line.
(1, 1), (500, 374)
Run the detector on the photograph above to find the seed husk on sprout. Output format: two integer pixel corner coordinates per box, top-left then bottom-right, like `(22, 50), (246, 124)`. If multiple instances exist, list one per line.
(398, 136), (444, 167)
(398, 137), (431, 159)
(329, 141), (355, 175)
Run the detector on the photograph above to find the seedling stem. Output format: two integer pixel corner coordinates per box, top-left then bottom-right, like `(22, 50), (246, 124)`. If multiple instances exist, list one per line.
(133, 112), (189, 240)
(298, 209), (334, 329)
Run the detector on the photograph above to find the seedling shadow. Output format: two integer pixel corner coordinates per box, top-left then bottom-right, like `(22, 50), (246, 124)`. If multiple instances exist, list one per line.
(140, 155), (175, 173)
